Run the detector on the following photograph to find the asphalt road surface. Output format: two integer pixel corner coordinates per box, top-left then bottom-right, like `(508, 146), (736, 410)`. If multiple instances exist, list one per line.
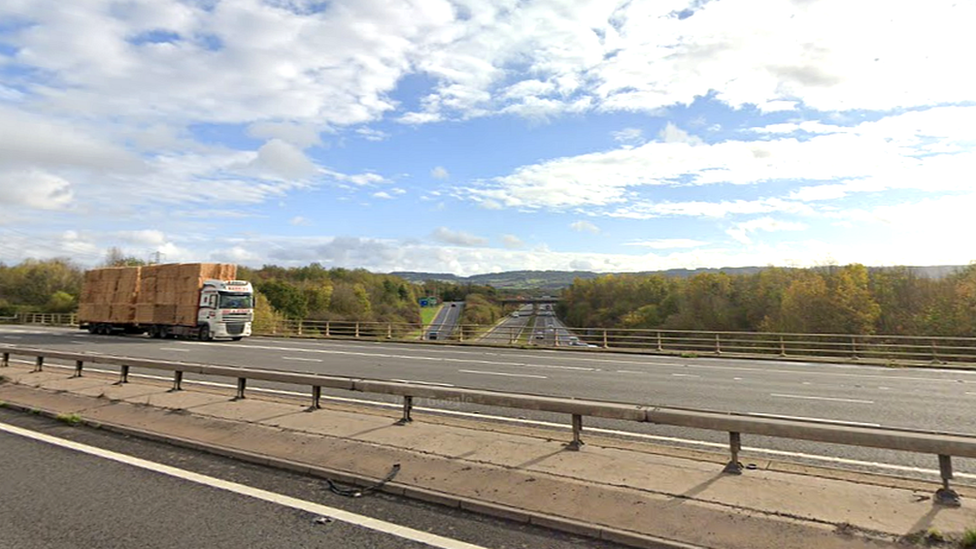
(426, 302), (465, 341)
(0, 409), (629, 549)
(3, 325), (976, 480)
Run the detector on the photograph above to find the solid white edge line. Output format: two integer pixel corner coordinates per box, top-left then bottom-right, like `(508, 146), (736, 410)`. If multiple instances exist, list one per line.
(770, 393), (874, 404)
(744, 412), (881, 428)
(0, 421), (489, 549)
(17, 362), (973, 481)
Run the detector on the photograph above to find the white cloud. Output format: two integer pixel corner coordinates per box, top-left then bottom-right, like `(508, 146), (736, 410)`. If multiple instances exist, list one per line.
(0, 170), (74, 210)
(570, 220), (600, 234)
(248, 122), (323, 148)
(249, 139), (318, 179)
(290, 216), (311, 226)
(355, 127), (389, 142)
(116, 229), (167, 247)
(372, 191), (394, 199)
(624, 239), (707, 249)
(657, 123), (703, 146)
(726, 217), (808, 245)
(431, 166), (450, 179)
(612, 128), (644, 144)
(501, 234), (524, 249)
(431, 227), (488, 247)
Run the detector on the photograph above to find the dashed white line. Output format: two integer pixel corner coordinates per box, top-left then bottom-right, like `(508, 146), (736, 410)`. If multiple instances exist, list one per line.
(671, 373), (700, 378)
(457, 369), (547, 379)
(281, 356), (323, 363)
(771, 393), (874, 404)
(0, 421), (489, 549)
(1, 336), (22, 340)
(158, 348), (189, 352)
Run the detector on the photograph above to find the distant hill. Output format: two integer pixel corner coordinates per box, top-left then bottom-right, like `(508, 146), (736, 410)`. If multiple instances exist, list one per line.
(391, 265), (966, 291)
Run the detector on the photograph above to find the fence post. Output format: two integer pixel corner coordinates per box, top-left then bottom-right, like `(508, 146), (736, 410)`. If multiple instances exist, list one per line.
(73, 360), (83, 378)
(117, 364), (129, 384)
(935, 454), (961, 506)
(387, 323), (393, 339)
(235, 377), (247, 400)
(459, 326), (464, 342)
(723, 432), (743, 474)
(851, 337), (859, 360)
(311, 386), (322, 410)
(931, 340), (939, 364)
(603, 330), (608, 349)
(33, 356), (43, 372)
(325, 321), (331, 337)
(1, 352), (8, 368)
(566, 414), (584, 451)
(395, 396), (413, 425)
(715, 334), (722, 355)
(297, 320), (303, 336)
(355, 322), (360, 338)
(780, 335), (787, 357)
(656, 331), (663, 351)
(171, 371), (183, 391)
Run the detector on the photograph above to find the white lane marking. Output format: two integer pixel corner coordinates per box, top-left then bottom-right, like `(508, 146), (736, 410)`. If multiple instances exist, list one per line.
(733, 377), (743, 381)
(801, 382), (812, 385)
(2, 336), (23, 340)
(158, 348), (189, 353)
(771, 393), (874, 404)
(183, 341), (588, 372)
(671, 373), (700, 378)
(0, 421), (489, 549)
(281, 357), (323, 363)
(391, 379), (455, 387)
(616, 370), (645, 375)
(35, 365), (975, 481)
(457, 369), (547, 380)
(745, 412), (881, 428)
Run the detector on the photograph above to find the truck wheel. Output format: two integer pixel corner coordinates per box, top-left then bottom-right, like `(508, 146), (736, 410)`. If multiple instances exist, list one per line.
(198, 325), (212, 341)
(87, 325), (96, 334)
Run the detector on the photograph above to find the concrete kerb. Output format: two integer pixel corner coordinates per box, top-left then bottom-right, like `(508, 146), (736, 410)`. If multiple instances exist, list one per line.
(0, 397), (696, 549)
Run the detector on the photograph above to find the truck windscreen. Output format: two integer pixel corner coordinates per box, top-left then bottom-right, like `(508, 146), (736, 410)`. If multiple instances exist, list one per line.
(219, 292), (253, 309)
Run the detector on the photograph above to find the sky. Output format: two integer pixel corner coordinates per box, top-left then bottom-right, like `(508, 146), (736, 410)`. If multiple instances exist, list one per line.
(0, 0), (974, 276)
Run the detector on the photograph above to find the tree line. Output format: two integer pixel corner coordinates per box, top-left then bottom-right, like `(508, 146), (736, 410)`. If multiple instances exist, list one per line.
(558, 264), (976, 336)
(0, 257), (501, 327)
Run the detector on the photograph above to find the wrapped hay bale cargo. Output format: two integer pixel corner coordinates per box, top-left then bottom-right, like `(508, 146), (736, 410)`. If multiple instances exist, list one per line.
(79, 263), (252, 341)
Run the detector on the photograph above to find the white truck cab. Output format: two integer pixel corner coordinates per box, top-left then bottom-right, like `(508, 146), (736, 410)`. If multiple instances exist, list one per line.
(198, 280), (254, 340)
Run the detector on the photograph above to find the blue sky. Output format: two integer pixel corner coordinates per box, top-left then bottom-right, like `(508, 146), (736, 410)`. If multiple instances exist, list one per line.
(0, 0), (974, 275)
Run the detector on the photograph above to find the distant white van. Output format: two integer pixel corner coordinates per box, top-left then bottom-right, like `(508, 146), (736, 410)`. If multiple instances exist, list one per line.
(512, 312), (520, 318)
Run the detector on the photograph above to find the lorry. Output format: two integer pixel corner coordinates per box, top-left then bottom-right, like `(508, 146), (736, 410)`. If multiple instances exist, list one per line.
(78, 263), (254, 341)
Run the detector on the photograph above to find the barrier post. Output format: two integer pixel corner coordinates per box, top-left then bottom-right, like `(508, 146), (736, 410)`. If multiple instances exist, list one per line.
(235, 377), (246, 399)
(172, 371), (183, 391)
(566, 414), (584, 451)
(395, 395), (413, 425)
(935, 454), (961, 506)
(723, 432), (743, 474)
(73, 360), (83, 377)
(311, 386), (322, 410)
(33, 356), (44, 372)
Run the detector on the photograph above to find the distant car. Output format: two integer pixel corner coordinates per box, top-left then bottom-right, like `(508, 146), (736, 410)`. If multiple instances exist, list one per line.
(511, 312), (519, 318)
(428, 331), (438, 340)
(535, 333), (544, 339)
(450, 303), (456, 307)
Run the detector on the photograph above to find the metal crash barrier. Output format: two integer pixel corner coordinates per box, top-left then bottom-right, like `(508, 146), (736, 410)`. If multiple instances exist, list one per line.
(1, 345), (972, 507)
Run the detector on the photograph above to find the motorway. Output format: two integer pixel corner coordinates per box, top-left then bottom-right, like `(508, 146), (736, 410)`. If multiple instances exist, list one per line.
(3, 325), (976, 480)
(478, 305), (533, 344)
(426, 301), (465, 341)
(0, 409), (627, 549)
